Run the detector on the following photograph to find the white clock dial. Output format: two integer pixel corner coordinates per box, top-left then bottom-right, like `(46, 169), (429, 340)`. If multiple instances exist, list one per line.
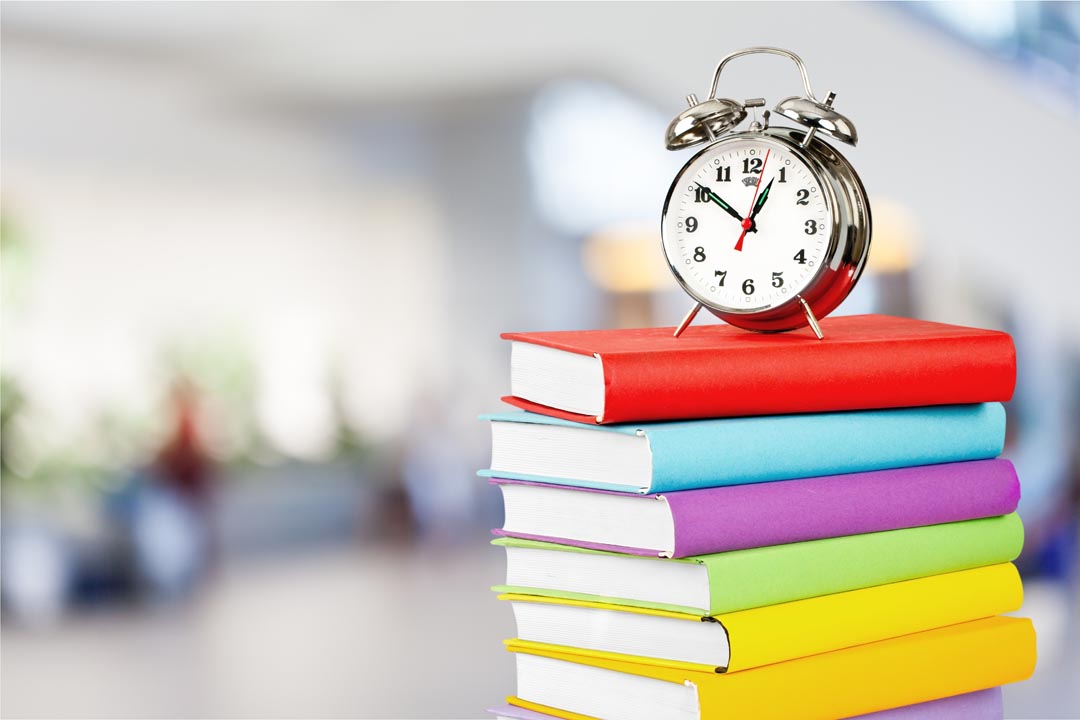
(662, 137), (833, 312)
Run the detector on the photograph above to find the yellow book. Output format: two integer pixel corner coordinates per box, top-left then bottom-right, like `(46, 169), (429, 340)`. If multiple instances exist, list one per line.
(507, 615), (1036, 720)
(501, 563), (1021, 673)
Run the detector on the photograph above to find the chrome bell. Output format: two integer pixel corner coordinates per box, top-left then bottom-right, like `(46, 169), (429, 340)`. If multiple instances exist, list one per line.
(664, 95), (746, 151)
(773, 91), (858, 146)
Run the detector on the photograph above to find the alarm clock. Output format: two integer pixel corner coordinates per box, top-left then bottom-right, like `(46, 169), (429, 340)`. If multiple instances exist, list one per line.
(661, 47), (871, 339)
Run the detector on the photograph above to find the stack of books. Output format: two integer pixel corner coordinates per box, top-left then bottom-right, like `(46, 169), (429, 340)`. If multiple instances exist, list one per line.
(482, 314), (1036, 720)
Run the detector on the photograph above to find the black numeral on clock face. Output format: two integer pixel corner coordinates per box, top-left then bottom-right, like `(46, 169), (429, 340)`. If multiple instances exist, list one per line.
(742, 158), (763, 174)
(675, 148), (827, 304)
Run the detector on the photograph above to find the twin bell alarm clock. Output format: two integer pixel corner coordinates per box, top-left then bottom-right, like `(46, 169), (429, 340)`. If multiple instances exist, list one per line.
(661, 47), (871, 339)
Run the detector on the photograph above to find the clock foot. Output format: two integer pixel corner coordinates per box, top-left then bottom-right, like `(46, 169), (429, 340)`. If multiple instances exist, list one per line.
(798, 297), (824, 340)
(673, 302), (703, 338)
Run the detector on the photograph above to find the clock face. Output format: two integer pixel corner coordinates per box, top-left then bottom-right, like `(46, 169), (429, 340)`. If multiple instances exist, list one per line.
(662, 136), (833, 313)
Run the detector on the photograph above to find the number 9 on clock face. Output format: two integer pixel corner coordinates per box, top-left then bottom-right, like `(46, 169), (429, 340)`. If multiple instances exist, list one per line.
(662, 136), (833, 313)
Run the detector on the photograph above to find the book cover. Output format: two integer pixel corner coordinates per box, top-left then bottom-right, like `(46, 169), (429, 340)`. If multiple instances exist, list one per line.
(490, 687), (1003, 720)
(506, 616), (1035, 720)
(494, 513), (1024, 616)
(492, 458), (1020, 557)
(857, 687), (1002, 719)
(502, 314), (1016, 424)
(481, 404), (1006, 494)
(500, 563), (1023, 673)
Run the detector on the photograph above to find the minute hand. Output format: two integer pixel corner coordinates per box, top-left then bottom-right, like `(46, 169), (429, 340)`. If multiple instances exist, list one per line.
(694, 183), (746, 226)
(734, 148), (771, 252)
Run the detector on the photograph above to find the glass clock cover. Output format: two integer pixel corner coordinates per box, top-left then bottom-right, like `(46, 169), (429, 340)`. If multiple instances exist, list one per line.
(662, 136), (832, 313)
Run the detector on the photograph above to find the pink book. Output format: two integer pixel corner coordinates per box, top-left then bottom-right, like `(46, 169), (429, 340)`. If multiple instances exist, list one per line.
(492, 459), (1019, 558)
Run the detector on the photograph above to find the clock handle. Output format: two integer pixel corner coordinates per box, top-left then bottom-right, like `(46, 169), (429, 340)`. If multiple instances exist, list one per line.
(709, 47), (817, 102)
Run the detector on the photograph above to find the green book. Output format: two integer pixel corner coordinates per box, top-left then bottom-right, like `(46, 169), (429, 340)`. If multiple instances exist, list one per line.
(493, 513), (1023, 616)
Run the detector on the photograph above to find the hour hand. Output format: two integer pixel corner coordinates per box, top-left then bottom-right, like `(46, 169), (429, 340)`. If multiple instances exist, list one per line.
(695, 183), (745, 226)
(749, 178), (775, 226)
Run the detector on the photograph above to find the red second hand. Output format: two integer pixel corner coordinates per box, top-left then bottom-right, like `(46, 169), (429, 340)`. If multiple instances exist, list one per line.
(734, 149), (770, 252)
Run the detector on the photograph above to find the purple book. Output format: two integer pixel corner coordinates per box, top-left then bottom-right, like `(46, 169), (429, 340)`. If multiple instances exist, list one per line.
(856, 687), (1003, 719)
(488, 687), (1004, 719)
(492, 458), (1019, 558)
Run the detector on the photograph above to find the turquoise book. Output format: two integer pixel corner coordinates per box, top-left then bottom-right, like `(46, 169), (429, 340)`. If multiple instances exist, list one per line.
(480, 403), (1005, 493)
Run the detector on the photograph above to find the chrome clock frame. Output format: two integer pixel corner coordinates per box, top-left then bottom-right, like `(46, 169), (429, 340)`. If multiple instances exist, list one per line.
(660, 127), (871, 333)
(661, 46), (872, 338)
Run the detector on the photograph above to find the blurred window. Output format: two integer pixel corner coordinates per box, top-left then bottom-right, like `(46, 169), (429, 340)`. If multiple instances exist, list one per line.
(526, 80), (682, 236)
(908, 1), (1080, 107)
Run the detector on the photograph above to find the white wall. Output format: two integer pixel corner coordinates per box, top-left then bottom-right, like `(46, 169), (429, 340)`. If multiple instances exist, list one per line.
(3, 2), (1078, 459)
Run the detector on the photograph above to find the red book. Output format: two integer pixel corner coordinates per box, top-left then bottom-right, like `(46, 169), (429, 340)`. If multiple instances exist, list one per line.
(501, 314), (1015, 424)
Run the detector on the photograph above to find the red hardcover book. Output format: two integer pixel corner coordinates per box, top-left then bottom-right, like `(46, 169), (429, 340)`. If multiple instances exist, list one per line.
(501, 314), (1015, 424)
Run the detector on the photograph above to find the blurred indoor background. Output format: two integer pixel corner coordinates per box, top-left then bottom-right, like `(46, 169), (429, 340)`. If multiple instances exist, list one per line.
(1, 2), (1078, 718)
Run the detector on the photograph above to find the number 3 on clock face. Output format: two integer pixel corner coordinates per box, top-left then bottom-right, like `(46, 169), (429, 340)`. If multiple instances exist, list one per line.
(662, 136), (833, 313)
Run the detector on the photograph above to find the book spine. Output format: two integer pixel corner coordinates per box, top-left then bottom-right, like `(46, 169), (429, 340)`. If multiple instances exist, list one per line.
(702, 513), (1024, 615)
(648, 403), (1005, 494)
(600, 332), (1016, 423)
(667, 458), (1019, 557)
